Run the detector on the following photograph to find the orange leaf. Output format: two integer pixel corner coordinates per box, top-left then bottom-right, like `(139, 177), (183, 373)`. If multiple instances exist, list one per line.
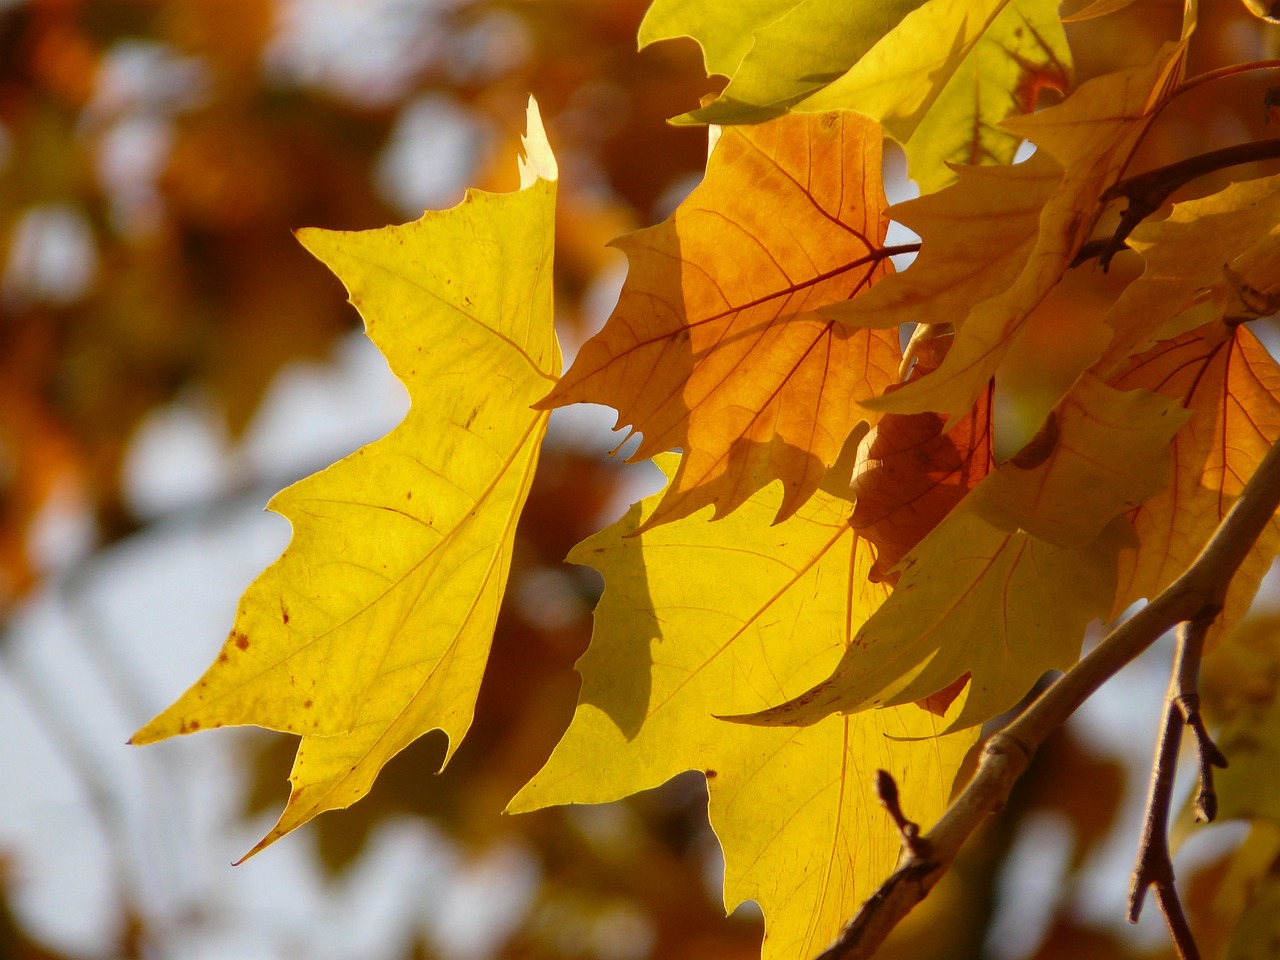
(851, 334), (995, 583)
(538, 111), (900, 527)
(1109, 321), (1280, 641)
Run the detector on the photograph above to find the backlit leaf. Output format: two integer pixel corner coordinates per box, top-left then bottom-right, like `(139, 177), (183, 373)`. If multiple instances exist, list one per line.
(743, 372), (1185, 729)
(819, 151), (1060, 332)
(897, 0), (1071, 193)
(1108, 321), (1280, 642)
(538, 111), (899, 528)
(856, 40), (1189, 421)
(1098, 173), (1280, 374)
(637, 0), (803, 79)
(741, 511), (1124, 731)
(648, 0), (1071, 195)
(651, 0), (928, 125)
(510, 456), (977, 960)
(130, 100), (561, 857)
(970, 375), (1189, 548)
(850, 334), (996, 583)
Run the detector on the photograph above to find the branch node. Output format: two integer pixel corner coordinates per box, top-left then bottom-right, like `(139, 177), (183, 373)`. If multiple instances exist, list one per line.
(875, 769), (933, 860)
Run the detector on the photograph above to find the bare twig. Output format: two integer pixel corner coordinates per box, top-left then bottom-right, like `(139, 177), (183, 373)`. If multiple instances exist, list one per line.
(813, 433), (1280, 960)
(1127, 613), (1229, 960)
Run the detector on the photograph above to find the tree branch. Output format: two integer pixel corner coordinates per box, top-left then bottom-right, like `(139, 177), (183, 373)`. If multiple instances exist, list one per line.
(1094, 138), (1280, 270)
(813, 433), (1280, 960)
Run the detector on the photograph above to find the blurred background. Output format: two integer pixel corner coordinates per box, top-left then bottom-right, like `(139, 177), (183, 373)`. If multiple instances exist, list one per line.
(0, 1), (1278, 958)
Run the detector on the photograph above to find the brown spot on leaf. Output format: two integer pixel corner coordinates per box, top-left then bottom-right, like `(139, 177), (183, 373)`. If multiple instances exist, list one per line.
(303, 700), (312, 709)
(281, 608), (289, 625)
(233, 633), (250, 650)
(705, 769), (718, 779)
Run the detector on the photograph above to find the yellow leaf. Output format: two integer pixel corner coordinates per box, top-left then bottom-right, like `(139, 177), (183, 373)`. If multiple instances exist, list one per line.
(740, 373), (1183, 729)
(652, 0), (929, 125)
(1098, 174), (1280, 375)
(1108, 322), (1280, 644)
(637, 0), (802, 79)
(856, 40), (1189, 421)
(818, 151), (1061, 331)
(897, 0), (1071, 193)
(743, 511), (1124, 730)
(789, 0), (1009, 127)
(130, 99), (561, 857)
(969, 375), (1189, 548)
(510, 456), (977, 960)
(537, 111), (899, 528)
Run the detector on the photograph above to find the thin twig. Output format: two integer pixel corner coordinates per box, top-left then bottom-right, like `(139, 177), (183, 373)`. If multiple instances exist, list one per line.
(813, 432), (1280, 960)
(875, 770), (931, 860)
(1127, 613), (1229, 960)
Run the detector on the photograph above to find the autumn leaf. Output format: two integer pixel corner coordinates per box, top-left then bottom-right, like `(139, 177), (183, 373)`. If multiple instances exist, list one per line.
(792, 0), (1070, 191)
(817, 151), (1061, 332)
(895, 0), (1071, 193)
(509, 456), (978, 960)
(832, 39), (1189, 422)
(640, 0), (927, 125)
(1097, 174), (1280, 374)
(636, 0), (806, 81)
(537, 111), (900, 528)
(646, 0), (1072, 194)
(970, 375), (1189, 547)
(1108, 321), (1280, 643)
(850, 333), (996, 583)
(130, 99), (561, 857)
(742, 375), (1186, 730)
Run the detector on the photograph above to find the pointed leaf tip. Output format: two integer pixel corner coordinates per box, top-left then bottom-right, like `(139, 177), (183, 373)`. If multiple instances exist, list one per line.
(519, 96), (557, 188)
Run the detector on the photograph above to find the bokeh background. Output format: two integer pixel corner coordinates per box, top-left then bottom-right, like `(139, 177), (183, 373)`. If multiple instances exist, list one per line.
(1, 1), (1279, 958)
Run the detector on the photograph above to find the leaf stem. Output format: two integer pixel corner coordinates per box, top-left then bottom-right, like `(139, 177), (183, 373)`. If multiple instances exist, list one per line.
(810, 432), (1280, 960)
(1174, 60), (1280, 99)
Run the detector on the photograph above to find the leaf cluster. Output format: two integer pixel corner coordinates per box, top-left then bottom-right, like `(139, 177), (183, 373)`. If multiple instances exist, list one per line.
(130, 2), (1280, 958)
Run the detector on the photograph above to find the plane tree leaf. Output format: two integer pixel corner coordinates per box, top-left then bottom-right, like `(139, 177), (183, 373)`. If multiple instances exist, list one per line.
(818, 151), (1061, 332)
(1098, 173), (1280, 374)
(649, 0), (1072, 195)
(742, 374), (1185, 730)
(1108, 320), (1280, 643)
(850, 333), (996, 583)
(840, 40), (1189, 422)
(130, 100), (561, 857)
(510, 456), (978, 960)
(786, 0), (1010, 124)
(637, 0), (804, 79)
(895, 0), (1071, 193)
(537, 111), (900, 529)
(969, 374), (1189, 548)
(650, 0), (929, 125)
